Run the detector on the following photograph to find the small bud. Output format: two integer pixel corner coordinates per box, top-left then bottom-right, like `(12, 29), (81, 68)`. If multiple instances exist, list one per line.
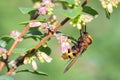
(73, 24), (76, 27)
(37, 53), (45, 63)
(2, 54), (7, 60)
(23, 57), (30, 64)
(107, 3), (113, 13)
(41, 52), (52, 63)
(80, 14), (94, 23)
(13, 64), (17, 69)
(10, 30), (21, 40)
(29, 22), (41, 27)
(0, 48), (7, 53)
(42, 43), (47, 47)
(11, 72), (16, 76)
(8, 60), (16, 68)
(69, 21), (73, 25)
(101, 0), (107, 8)
(32, 60), (38, 70)
(33, 2), (40, 8)
(0, 48), (8, 60)
(111, 0), (118, 8)
(77, 23), (82, 30)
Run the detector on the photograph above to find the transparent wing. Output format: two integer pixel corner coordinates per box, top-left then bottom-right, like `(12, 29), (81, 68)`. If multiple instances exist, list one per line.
(64, 47), (84, 73)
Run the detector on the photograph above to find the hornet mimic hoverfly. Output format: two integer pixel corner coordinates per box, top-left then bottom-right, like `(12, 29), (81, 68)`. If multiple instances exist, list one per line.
(61, 31), (93, 73)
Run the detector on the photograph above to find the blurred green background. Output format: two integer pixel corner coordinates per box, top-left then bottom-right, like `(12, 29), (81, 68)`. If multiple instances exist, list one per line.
(0, 0), (120, 80)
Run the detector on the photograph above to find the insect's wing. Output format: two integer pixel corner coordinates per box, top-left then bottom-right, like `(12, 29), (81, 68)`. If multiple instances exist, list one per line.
(63, 54), (80, 73)
(64, 47), (84, 73)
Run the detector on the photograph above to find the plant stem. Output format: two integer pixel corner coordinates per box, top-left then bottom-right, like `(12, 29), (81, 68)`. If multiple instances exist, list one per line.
(34, 17), (70, 49)
(6, 17), (70, 75)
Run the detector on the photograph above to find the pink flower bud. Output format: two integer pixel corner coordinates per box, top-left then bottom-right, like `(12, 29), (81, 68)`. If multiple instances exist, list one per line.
(2, 54), (7, 60)
(38, 7), (48, 15)
(0, 48), (7, 54)
(8, 60), (16, 67)
(0, 48), (8, 59)
(32, 60), (38, 70)
(29, 22), (41, 27)
(10, 30), (21, 40)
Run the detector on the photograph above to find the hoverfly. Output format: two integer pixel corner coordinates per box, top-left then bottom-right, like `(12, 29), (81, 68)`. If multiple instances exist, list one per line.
(61, 31), (93, 73)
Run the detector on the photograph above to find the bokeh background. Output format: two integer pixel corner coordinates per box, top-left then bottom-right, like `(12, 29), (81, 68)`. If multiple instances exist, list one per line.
(0, 0), (120, 80)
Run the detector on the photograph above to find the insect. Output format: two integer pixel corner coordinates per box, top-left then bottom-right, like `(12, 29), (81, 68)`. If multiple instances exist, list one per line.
(61, 31), (93, 73)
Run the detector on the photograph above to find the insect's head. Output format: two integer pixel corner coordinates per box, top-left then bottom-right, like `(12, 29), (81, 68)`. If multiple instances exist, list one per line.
(83, 32), (93, 45)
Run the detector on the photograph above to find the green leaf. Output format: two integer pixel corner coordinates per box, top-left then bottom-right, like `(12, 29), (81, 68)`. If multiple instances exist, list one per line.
(16, 69), (48, 76)
(20, 20), (31, 25)
(13, 48), (28, 54)
(23, 29), (43, 40)
(19, 7), (37, 14)
(38, 46), (51, 55)
(32, 0), (42, 3)
(0, 75), (14, 80)
(59, 7), (83, 19)
(20, 19), (44, 25)
(83, 6), (98, 18)
(0, 36), (14, 48)
(59, 0), (75, 4)
(0, 40), (7, 48)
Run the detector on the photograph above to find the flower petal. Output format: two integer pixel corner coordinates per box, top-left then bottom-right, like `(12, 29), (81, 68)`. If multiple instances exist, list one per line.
(32, 60), (38, 70)
(41, 52), (52, 63)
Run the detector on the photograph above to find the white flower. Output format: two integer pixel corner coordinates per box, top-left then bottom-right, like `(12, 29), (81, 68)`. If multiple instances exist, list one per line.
(80, 14), (94, 23)
(32, 60), (38, 70)
(41, 52), (52, 63)
(107, 3), (113, 13)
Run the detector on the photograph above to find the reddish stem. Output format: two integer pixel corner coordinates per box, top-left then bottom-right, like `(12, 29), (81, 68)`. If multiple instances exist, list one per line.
(35, 17), (70, 49)
(0, 24), (30, 71)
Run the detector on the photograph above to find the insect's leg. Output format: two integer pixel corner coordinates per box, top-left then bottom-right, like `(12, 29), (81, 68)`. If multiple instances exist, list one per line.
(84, 25), (87, 33)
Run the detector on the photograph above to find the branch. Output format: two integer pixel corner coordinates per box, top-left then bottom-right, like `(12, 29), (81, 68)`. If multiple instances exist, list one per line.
(81, 0), (90, 7)
(6, 17), (70, 76)
(6, 0), (90, 75)
(34, 17), (70, 49)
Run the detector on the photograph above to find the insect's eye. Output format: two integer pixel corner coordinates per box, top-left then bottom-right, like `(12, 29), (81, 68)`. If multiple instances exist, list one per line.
(87, 34), (93, 44)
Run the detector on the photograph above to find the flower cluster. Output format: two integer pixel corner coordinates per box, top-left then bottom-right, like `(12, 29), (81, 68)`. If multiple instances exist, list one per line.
(70, 14), (93, 30)
(34, 0), (54, 15)
(23, 51), (52, 70)
(100, 0), (120, 13)
(29, 21), (55, 33)
(37, 52), (53, 63)
(0, 47), (8, 60)
(54, 33), (71, 53)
